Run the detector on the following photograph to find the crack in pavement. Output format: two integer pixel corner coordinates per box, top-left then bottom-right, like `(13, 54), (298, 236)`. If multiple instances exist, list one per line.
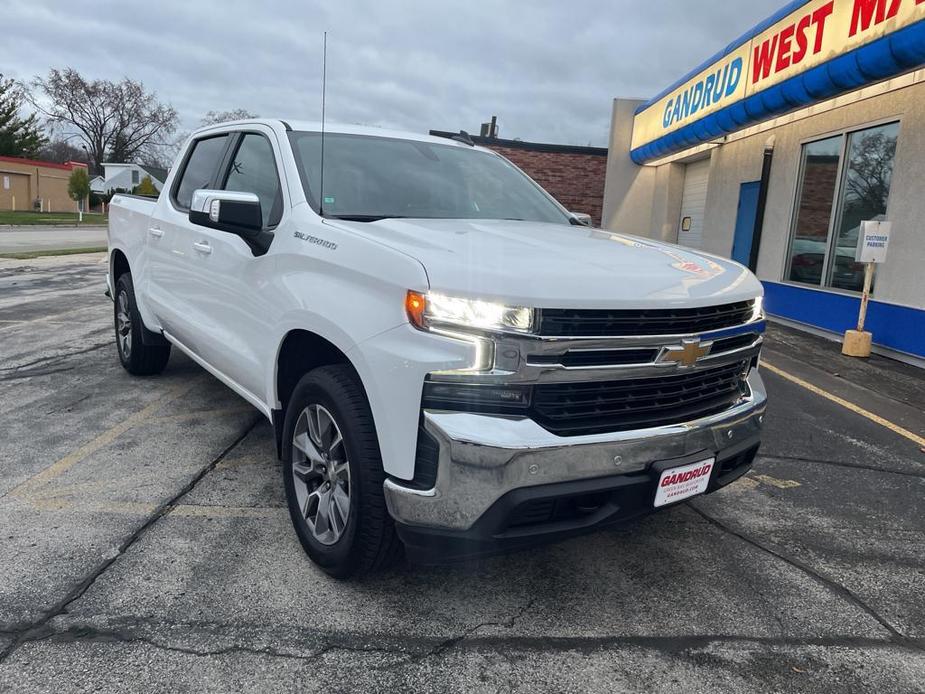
(3, 616), (923, 667)
(395, 598), (539, 668)
(688, 504), (923, 653)
(0, 416), (262, 665)
(760, 453), (925, 476)
(20, 624), (406, 665)
(0, 340), (111, 375)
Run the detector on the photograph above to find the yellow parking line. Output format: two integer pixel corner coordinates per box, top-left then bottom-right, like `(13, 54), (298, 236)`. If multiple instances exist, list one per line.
(151, 406), (256, 424)
(761, 361), (925, 448)
(751, 474), (801, 489)
(26, 497), (281, 519)
(10, 379), (202, 499)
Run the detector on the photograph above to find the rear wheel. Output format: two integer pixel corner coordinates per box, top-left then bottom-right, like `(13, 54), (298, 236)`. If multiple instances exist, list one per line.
(114, 273), (171, 376)
(282, 365), (402, 578)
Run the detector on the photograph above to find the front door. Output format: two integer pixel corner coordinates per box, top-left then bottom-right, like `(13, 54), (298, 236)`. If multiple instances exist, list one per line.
(731, 181), (761, 267)
(172, 129), (285, 401)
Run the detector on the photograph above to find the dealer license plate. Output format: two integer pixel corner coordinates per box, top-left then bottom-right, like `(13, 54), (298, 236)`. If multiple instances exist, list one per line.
(654, 459), (715, 508)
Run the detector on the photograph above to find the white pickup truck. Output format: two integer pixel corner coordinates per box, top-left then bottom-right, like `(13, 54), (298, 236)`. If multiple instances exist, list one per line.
(108, 119), (767, 577)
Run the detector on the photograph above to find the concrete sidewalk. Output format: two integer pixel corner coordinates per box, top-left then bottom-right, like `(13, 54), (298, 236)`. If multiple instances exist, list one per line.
(0, 225), (107, 253)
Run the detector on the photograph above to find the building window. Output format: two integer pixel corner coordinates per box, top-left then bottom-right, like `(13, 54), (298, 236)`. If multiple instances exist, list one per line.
(132, 169), (140, 185)
(785, 122), (899, 293)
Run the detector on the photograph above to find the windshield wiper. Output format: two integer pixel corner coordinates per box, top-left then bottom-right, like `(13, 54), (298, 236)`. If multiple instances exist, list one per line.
(326, 214), (412, 222)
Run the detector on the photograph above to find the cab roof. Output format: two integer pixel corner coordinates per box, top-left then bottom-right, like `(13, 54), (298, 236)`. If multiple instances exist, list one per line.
(193, 118), (483, 151)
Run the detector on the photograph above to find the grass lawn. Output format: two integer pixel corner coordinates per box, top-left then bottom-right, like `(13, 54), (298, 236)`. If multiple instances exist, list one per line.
(0, 211), (108, 226)
(0, 246), (108, 260)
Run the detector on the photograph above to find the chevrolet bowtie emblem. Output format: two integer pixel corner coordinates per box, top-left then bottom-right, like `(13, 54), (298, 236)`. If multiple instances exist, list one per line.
(662, 339), (712, 367)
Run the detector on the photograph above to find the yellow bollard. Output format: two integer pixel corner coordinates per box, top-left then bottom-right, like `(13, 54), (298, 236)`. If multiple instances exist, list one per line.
(842, 262), (874, 358)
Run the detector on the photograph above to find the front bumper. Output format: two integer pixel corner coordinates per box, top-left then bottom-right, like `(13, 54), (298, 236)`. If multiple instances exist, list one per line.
(384, 368), (766, 561)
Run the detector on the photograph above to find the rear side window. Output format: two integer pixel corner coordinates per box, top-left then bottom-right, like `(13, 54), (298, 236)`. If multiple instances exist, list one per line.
(173, 135), (229, 209)
(223, 134), (283, 228)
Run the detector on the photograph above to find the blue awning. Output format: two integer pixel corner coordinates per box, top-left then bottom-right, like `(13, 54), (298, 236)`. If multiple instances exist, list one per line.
(630, 13), (925, 164)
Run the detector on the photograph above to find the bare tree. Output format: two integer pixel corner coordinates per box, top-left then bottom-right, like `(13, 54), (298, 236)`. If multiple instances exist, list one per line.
(200, 109), (258, 126)
(165, 109), (259, 167)
(29, 68), (178, 172)
(36, 137), (87, 164)
(844, 131), (896, 214)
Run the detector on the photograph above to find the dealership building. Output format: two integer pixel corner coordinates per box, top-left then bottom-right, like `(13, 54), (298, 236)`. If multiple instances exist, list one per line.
(602, 0), (925, 364)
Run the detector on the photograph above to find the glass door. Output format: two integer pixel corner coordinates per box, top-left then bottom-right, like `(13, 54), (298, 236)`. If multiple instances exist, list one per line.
(826, 122), (899, 292)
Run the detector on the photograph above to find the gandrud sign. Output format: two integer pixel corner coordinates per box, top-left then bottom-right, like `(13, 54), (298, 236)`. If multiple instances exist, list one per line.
(631, 0), (925, 163)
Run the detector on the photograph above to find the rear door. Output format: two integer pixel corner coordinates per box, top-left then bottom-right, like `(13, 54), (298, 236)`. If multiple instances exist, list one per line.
(171, 129), (285, 400)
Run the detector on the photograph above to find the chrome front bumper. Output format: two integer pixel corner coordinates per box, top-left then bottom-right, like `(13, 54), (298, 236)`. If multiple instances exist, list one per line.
(384, 368), (766, 532)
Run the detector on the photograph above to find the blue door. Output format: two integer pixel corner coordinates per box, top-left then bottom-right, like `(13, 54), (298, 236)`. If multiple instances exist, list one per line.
(731, 181), (761, 266)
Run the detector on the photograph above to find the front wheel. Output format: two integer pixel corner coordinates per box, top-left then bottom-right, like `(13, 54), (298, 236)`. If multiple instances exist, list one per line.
(282, 365), (402, 578)
(114, 273), (171, 376)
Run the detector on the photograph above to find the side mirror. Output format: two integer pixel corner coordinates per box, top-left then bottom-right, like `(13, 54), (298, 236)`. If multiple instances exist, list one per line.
(570, 212), (593, 227)
(189, 189), (272, 255)
(190, 189), (262, 233)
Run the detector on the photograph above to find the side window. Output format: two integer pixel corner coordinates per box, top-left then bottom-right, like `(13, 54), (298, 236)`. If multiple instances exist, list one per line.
(173, 135), (229, 209)
(223, 134), (283, 228)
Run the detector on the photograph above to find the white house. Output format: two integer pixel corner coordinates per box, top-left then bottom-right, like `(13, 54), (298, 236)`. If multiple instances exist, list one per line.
(89, 163), (168, 194)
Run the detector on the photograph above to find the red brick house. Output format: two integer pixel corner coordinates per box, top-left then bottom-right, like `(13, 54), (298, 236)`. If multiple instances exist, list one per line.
(430, 131), (608, 227)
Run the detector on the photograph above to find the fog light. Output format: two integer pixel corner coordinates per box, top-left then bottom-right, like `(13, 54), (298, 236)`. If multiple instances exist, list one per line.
(422, 381), (532, 413)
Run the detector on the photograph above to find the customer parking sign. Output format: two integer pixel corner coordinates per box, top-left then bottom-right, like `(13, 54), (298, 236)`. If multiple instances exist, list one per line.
(856, 220), (891, 264)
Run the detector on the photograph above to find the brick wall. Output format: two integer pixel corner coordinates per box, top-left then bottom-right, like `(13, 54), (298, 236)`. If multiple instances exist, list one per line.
(793, 157), (839, 240)
(429, 131), (609, 227)
(482, 144), (608, 227)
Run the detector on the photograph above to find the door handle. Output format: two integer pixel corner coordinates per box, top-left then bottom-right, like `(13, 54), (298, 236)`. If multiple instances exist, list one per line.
(148, 227), (164, 238)
(193, 241), (212, 255)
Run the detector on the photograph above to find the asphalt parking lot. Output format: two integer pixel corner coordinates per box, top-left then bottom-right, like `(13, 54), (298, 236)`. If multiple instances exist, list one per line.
(0, 252), (923, 693)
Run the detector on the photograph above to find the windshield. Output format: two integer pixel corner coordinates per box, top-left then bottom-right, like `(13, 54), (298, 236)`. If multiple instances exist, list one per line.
(288, 131), (571, 224)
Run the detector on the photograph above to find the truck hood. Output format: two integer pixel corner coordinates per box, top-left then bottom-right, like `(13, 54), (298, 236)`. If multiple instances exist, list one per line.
(325, 218), (762, 309)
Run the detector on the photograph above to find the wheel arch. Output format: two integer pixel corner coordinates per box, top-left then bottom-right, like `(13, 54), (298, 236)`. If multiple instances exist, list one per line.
(272, 328), (365, 459)
(110, 248), (130, 281)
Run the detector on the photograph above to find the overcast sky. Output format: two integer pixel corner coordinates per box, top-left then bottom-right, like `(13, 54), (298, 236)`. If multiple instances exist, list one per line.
(1, 0), (784, 147)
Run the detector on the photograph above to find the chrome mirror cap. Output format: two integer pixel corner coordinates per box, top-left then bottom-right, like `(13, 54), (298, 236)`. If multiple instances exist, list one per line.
(190, 189), (260, 217)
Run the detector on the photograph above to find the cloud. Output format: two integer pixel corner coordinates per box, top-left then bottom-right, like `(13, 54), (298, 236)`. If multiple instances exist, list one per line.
(1, 0), (784, 147)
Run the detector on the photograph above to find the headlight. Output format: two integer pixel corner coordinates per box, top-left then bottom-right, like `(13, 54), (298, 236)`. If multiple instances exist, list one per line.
(406, 291), (535, 334)
(750, 296), (765, 322)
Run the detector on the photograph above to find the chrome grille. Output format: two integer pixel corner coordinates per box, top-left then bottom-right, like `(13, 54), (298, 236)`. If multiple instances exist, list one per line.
(538, 301), (756, 337)
(531, 360), (750, 436)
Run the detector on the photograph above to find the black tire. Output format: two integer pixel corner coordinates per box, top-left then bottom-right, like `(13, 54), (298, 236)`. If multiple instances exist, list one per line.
(282, 365), (402, 578)
(114, 273), (171, 376)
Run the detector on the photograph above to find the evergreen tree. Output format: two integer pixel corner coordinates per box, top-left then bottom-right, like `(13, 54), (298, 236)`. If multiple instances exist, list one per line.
(133, 175), (158, 197)
(0, 75), (46, 158)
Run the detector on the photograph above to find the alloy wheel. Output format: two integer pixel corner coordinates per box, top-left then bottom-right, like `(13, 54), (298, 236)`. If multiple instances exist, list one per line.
(116, 290), (132, 359)
(291, 404), (352, 545)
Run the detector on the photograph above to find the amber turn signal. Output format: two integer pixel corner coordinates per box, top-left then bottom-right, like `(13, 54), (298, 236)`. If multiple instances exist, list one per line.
(405, 291), (426, 328)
